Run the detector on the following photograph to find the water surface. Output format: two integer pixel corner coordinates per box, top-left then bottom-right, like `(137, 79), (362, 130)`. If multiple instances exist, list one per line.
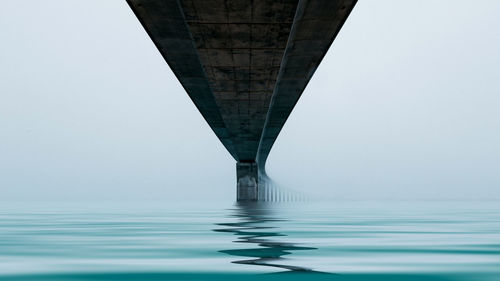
(0, 200), (499, 280)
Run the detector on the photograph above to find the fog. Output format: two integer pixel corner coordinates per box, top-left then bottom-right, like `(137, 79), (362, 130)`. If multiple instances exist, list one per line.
(1, 1), (499, 202)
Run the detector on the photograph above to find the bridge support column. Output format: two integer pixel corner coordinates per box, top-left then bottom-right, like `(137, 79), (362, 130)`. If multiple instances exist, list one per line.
(236, 162), (259, 201)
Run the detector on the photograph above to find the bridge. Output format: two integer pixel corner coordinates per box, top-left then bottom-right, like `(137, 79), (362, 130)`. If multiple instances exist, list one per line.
(127, 0), (356, 201)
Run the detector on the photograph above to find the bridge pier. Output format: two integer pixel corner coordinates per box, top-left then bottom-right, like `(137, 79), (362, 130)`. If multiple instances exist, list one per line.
(236, 162), (260, 201)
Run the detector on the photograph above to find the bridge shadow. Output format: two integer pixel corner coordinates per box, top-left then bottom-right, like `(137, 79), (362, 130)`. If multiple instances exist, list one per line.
(214, 201), (319, 272)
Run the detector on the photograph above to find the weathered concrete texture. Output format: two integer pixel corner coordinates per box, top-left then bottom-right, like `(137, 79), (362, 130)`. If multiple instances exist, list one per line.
(180, 0), (298, 161)
(236, 162), (259, 201)
(127, 0), (357, 200)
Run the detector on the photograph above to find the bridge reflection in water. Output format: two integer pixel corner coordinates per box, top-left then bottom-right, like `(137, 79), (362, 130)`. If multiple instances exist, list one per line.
(214, 202), (318, 272)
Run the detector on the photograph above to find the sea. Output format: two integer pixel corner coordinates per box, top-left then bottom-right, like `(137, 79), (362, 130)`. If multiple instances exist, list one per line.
(0, 200), (499, 281)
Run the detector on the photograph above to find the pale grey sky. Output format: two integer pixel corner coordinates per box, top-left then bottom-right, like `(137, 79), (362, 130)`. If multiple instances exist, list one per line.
(1, 1), (499, 202)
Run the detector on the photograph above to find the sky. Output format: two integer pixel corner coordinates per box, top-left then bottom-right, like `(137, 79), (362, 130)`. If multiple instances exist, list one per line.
(1, 1), (499, 203)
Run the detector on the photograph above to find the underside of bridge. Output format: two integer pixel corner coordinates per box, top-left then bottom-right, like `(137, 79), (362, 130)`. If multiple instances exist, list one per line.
(127, 0), (356, 200)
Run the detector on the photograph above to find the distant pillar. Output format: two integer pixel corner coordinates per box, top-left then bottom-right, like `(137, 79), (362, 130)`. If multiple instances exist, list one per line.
(236, 162), (259, 201)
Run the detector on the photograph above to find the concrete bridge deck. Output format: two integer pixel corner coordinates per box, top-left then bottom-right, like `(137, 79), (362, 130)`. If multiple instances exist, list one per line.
(127, 0), (356, 200)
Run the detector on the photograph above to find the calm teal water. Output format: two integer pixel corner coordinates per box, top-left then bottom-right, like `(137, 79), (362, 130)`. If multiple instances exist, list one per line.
(0, 201), (499, 281)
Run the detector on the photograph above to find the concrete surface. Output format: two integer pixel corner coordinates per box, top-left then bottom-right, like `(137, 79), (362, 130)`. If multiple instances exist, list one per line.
(127, 0), (357, 200)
